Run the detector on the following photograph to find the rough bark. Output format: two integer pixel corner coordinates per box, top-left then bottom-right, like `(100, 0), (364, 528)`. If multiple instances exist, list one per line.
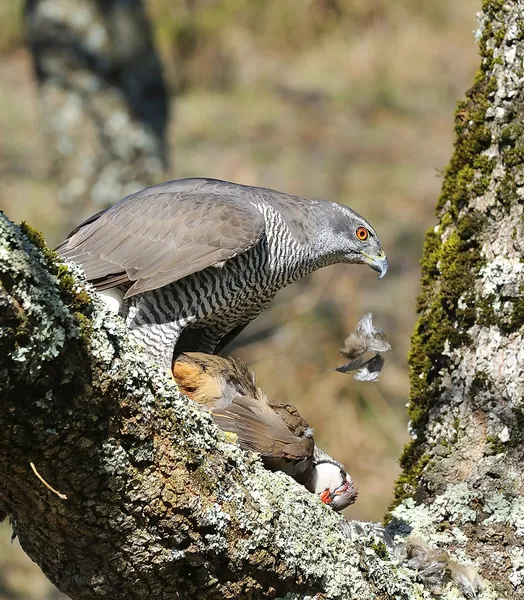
(24, 0), (169, 232)
(0, 214), (445, 600)
(390, 2), (524, 599)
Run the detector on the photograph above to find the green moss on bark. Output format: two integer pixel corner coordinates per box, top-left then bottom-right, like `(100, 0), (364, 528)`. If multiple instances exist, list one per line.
(507, 295), (524, 332)
(19, 221), (94, 340)
(386, 451), (430, 520)
(20, 222), (91, 308)
(390, 0), (509, 512)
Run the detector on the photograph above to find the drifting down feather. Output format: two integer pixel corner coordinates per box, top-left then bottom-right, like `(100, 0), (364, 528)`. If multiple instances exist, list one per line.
(334, 313), (391, 382)
(401, 537), (484, 598)
(338, 521), (484, 599)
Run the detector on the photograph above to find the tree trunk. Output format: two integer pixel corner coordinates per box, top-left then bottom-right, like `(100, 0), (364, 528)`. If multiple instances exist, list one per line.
(24, 0), (169, 232)
(389, 2), (524, 599)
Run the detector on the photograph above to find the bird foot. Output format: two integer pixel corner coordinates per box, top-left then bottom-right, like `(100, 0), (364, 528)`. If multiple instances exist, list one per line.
(222, 431), (239, 445)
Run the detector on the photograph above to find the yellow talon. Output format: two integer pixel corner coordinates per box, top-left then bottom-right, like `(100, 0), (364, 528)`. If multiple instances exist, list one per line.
(223, 431), (238, 444)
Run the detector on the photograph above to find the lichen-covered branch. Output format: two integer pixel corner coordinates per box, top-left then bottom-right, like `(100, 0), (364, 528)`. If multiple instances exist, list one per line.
(390, 2), (524, 598)
(24, 0), (169, 231)
(0, 213), (454, 600)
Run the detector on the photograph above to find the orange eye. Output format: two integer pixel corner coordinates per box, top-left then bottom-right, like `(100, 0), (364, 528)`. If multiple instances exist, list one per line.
(356, 226), (369, 241)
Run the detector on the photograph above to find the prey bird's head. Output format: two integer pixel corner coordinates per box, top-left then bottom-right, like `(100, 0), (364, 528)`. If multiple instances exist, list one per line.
(324, 203), (388, 279)
(311, 458), (359, 512)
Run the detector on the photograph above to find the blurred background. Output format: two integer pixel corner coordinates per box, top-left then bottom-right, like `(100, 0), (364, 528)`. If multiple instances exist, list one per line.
(0, 0), (480, 597)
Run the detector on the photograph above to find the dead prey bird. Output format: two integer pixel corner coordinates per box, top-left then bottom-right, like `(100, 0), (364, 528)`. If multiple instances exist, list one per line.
(173, 352), (358, 511)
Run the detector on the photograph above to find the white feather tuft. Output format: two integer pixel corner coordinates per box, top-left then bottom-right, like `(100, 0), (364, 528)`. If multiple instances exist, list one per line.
(97, 289), (124, 314)
(335, 313), (390, 382)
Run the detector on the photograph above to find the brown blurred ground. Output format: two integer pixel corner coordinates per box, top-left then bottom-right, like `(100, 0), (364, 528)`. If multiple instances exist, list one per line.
(0, 0), (480, 597)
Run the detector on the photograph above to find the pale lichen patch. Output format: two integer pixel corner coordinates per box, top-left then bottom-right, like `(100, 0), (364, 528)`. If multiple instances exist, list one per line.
(0, 213), (78, 374)
(508, 547), (524, 589)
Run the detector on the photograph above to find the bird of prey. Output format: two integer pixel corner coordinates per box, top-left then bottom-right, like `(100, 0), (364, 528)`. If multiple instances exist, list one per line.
(173, 352), (358, 511)
(56, 178), (388, 368)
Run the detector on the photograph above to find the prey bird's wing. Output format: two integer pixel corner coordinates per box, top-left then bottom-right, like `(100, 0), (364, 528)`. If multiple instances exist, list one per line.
(55, 179), (266, 297)
(212, 395), (314, 461)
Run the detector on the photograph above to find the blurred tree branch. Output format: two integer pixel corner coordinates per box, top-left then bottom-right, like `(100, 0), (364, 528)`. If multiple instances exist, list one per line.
(24, 0), (169, 231)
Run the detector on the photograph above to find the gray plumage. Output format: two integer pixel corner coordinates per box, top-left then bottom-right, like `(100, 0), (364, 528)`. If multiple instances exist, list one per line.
(57, 178), (388, 368)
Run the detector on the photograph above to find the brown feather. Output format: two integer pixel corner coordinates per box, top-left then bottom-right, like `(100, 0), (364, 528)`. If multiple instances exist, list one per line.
(172, 352), (257, 410)
(172, 352), (314, 462)
(212, 395), (314, 461)
(172, 360), (222, 409)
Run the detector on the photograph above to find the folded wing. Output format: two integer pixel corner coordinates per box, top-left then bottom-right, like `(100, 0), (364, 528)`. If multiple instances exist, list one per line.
(56, 178), (266, 298)
(212, 394), (314, 462)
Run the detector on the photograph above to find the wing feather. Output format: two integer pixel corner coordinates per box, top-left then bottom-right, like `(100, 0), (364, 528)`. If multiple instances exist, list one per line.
(56, 178), (267, 297)
(212, 395), (314, 461)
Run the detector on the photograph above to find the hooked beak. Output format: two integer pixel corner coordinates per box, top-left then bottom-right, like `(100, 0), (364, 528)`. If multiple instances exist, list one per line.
(362, 251), (388, 280)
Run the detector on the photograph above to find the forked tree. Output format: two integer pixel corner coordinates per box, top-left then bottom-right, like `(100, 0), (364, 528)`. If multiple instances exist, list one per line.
(0, 1), (522, 598)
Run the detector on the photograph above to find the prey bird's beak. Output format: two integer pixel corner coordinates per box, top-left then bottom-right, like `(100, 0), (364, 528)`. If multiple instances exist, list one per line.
(363, 251), (388, 279)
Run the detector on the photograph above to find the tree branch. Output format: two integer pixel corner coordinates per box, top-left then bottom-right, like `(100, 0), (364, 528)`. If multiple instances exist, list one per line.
(0, 212), (432, 600)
